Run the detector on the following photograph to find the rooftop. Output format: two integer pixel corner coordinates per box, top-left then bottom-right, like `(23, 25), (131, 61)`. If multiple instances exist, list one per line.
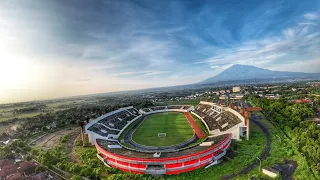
(96, 134), (229, 159)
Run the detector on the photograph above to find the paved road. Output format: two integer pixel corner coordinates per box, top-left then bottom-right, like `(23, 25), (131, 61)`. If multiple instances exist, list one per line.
(222, 103), (271, 180)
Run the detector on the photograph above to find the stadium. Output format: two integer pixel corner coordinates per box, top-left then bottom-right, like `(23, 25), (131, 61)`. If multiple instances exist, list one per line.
(84, 102), (251, 175)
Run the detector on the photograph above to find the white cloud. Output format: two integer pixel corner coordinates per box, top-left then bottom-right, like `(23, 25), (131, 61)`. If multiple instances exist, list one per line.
(210, 64), (233, 70)
(304, 13), (319, 20)
(269, 58), (320, 73)
(283, 28), (296, 39)
(111, 70), (170, 78)
(299, 22), (318, 26)
(200, 13), (320, 71)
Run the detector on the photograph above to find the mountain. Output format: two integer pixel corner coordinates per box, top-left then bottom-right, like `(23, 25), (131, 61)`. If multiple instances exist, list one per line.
(199, 64), (320, 84)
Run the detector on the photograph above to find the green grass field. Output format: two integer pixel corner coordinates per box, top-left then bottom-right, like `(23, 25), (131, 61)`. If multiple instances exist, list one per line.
(132, 112), (194, 146)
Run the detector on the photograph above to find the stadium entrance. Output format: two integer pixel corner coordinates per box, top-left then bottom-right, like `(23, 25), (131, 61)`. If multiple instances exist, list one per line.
(145, 164), (166, 175)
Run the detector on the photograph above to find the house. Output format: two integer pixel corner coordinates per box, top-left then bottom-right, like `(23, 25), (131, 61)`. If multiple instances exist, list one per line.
(0, 159), (39, 179)
(26, 172), (48, 180)
(219, 95), (228, 100)
(6, 172), (23, 180)
(2, 163), (16, 171)
(265, 94), (280, 99)
(232, 86), (241, 93)
(262, 168), (279, 178)
(0, 159), (15, 167)
(17, 161), (38, 175)
(229, 94), (244, 100)
(295, 98), (311, 104)
(0, 169), (6, 179)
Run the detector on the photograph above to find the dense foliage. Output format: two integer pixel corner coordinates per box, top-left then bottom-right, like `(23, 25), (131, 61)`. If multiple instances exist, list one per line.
(249, 96), (314, 129)
(249, 96), (320, 175)
(292, 122), (320, 172)
(0, 139), (31, 159)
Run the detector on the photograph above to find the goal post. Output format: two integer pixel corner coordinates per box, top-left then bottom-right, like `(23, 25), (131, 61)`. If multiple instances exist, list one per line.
(158, 133), (166, 137)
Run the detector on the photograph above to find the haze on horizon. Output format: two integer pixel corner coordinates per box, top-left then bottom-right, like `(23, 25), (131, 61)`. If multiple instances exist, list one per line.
(0, 0), (320, 104)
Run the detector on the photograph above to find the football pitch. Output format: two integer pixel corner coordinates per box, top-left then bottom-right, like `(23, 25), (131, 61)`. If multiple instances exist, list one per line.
(132, 112), (194, 146)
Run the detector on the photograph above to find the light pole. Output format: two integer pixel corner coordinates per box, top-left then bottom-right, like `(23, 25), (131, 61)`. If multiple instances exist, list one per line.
(257, 157), (261, 174)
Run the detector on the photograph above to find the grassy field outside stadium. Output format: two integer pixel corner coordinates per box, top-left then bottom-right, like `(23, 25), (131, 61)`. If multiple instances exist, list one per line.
(132, 112), (194, 146)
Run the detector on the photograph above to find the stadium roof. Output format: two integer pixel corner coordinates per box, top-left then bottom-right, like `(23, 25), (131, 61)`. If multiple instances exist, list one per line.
(97, 134), (229, 159)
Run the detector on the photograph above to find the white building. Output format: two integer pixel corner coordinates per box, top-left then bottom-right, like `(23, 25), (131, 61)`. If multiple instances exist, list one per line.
(232, 87), (241, 93)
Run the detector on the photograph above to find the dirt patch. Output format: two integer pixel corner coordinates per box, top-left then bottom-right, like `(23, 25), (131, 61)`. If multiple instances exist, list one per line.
(67, 130), (81, 162)
(35, 133), (56, 145)
(273, 160), (297, 180)
(36, 127), (79, 150)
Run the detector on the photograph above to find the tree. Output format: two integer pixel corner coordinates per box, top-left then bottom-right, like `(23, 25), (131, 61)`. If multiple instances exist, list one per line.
(0, 146), (14, 159)
(25, 154), (32, 161)
(35, 165), (46, 173)
(70, 175), (82, 180)
(69, 163), (82, 174)
(31, 148), (40, 156)
(80, 166), (94, 177)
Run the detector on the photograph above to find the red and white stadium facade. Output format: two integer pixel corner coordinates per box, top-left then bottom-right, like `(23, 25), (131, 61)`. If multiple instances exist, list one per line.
(95, 134), (232, 175)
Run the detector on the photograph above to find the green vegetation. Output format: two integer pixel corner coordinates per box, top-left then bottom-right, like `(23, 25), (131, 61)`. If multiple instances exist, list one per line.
(248, 96), (320, 179)
(0, 139), (31, 159)
(234, 111), (314, 180)
(35, 133), (105, 179)
(154, 99), (200, 106)
(132, 112), (194, 146)
(0, 111), (43, 122)
(0, 145), (15, 159)
(60, 134), (71, 143)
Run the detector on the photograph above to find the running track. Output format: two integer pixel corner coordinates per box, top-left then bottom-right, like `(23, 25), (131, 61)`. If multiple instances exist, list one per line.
(184, 112), (206, 138)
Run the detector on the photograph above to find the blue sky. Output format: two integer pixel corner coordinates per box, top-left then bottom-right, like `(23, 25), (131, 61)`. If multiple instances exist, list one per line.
(0, 0), (319, 102)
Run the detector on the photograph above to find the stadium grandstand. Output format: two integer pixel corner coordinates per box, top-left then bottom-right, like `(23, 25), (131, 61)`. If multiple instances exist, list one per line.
(192, 101), (247, 140)
(140, 105), (192, 114)
(85, 106), (142, 143)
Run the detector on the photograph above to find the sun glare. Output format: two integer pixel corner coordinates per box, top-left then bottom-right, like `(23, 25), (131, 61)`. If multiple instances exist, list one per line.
(0, 58), (38, 90)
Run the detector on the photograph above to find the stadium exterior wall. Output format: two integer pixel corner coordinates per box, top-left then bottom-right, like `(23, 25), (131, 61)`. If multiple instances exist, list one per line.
(95, 134), (232, 175)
